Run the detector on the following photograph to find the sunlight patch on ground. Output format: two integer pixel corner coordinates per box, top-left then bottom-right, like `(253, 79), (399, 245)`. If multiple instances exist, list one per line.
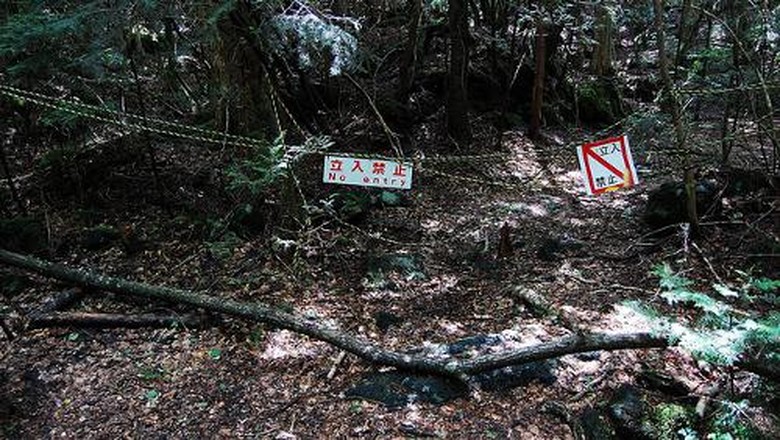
(259, 330), (323, 360)
(438, 320), (466, 336)
(504, 132), (544, 179)
(602, 303), (656, 333)
(498, 201), (549, 217)
(558, 169), (586, 196)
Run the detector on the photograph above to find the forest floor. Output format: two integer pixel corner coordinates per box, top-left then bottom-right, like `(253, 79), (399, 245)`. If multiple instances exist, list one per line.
(1, 117), (778, 438)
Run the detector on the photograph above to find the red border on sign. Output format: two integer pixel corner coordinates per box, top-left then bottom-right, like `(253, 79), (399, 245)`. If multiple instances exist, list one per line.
(582, 135), (634, 195)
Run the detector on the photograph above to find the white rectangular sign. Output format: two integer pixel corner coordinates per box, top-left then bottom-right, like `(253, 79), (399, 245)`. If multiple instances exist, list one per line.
(323, 155), (413, 190)
(576, 135), (638, 195)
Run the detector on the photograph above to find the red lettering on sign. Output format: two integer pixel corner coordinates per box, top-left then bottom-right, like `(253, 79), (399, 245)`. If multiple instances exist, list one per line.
(352, 160), (365, 172)
(372, 162), (386, 175)
(329, 160), (343, 171)
(392, 164), (406, 177)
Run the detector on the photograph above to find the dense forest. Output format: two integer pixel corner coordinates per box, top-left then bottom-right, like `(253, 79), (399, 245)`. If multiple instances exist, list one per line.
(0, 0), (778, 438)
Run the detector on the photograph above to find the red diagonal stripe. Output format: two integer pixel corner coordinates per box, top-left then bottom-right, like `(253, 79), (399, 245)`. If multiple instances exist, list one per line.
(585, 147), (624, 179)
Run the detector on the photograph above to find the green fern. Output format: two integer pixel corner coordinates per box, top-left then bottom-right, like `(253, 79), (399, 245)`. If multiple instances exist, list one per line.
(632, 264), (779, 368)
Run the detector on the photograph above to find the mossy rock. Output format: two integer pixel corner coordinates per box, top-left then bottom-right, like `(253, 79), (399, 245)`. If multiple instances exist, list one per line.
(581, 408), (618, 440)
(643, 180), (721, 230)
(578, 78), (625, 125)
(0, 216), (47, 253)
(608, 385), (653, 439)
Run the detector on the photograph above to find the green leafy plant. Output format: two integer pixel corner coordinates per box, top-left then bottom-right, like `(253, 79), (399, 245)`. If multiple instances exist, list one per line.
(246, 326), (265, 349)
(348, 400), (363, 414)
(144, 388), (160, 407)
(634, 263), (780, 366)
(138, 366), (166, 382)
(227, 134), (289, 197)
(206, 229), (241, 261)
(207, 348), (222, 361)
(627, 264), (779, 438)
(706, 400), (763, 440)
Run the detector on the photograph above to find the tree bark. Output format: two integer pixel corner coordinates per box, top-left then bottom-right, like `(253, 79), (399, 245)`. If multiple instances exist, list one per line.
(529, 21), (546, 140)
(592, 4), (614, 76)
(396, 0), (423, 104)
(446, 0), (472, 145)
(0, 248), (670, 378)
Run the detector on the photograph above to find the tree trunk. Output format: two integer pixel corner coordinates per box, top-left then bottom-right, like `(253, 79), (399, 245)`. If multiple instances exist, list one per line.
(529, 22), (546, 140)
(653, 0), (698, 236)
(0, 248), (669, 378)
(446, 0), (472, 145)
(396, 0), (423, 104)
(674, 0), (695, 67)
(213, 0), (278, 140)
(592, 5), (614, 76)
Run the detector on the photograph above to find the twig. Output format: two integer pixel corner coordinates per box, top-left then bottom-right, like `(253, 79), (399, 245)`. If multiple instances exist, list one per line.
(327, 351), (347, 380)
(344, 72), (404, 158)
(692, 242), (724, 285)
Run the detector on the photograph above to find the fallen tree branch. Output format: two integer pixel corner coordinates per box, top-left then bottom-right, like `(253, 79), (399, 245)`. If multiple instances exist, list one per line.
(27, 312), (212, 329)
(0, 248), (669, 377)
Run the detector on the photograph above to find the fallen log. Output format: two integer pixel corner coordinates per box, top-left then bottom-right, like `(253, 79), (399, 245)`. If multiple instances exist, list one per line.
(27, 312), (212, 329)
(0, 248), (669, 377)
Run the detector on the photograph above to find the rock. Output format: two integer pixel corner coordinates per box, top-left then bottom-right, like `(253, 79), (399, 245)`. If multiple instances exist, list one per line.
(637, 370), (691, 400)
(577, 77), (625, 125)
(722, 167), (778, 196)
(580, 408), (617, 440)
(328, 192), (374, 224)
(379, 190), (409, 207)
(537, 234), (584, 261)
(608, 385), (651, 440)
(344, 372), (468, 407)
(444, 335), (557, 391)
(366, 252), (426, 282)
(473, 361), (557, 391)
(643, 180), (721, 230)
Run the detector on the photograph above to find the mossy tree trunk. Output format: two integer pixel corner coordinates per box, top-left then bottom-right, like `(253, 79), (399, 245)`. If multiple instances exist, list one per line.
(592, 4), (614, 77)
(212, 0), (279, 141)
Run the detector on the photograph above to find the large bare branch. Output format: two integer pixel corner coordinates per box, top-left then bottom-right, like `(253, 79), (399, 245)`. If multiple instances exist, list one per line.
(0, 248), (669, 378)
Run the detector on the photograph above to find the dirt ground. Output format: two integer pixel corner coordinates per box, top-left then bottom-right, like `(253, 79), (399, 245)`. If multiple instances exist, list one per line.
(1, 122), (778, 438)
